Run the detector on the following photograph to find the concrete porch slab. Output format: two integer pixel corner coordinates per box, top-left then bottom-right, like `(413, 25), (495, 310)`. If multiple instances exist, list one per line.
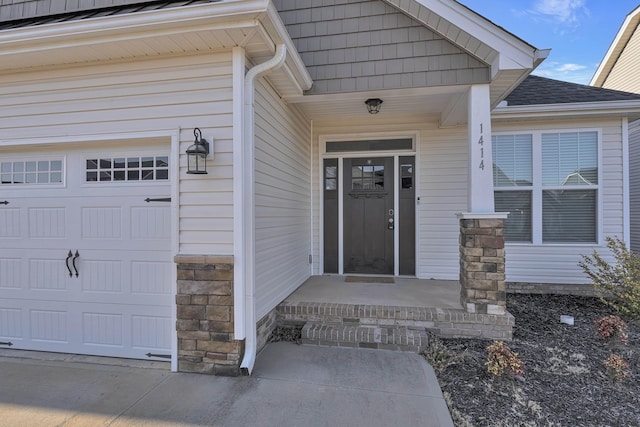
(283, 275), (463, 309)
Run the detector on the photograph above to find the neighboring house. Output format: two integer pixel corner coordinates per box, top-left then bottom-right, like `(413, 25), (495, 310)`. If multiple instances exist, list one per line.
(1, 0), (640, 376)
(590, 5), (640, 252)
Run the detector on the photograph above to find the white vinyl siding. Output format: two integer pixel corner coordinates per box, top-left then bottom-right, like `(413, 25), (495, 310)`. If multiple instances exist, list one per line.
(493, 118), (625, 284)
(0, 53), (234, 255)
(254, 79), (312, 320)
(629, 120), (640, 252)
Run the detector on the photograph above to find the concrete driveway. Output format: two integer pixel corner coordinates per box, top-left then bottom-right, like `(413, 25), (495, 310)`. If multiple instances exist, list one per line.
(0, 343), (453, 427)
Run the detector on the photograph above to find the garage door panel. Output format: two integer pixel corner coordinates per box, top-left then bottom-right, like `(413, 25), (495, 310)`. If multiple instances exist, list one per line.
(1, 148), (173, 360)
(81, 206), (123, 239)
(30, 257), (71, 290)
(0, 208), (21, 238)
(0, 258), (22, 289)
(0, 307), (22, 339)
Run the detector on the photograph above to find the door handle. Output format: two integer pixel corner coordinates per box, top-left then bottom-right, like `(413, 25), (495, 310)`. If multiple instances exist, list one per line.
(72, 250), (80, 277)
(65, 250), (73, 277)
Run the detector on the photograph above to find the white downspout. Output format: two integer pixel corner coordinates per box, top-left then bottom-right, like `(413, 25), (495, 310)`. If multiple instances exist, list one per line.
(240, 43), (287, 375)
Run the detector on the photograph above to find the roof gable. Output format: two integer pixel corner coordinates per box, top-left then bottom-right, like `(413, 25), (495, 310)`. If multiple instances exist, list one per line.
(590, 5), (640, 88)
(273, 0), (490, 94)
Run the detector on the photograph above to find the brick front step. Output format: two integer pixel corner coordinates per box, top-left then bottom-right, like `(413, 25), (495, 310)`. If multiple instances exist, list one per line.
(277, 301), (514, 343)
(302, 323), (429, 352)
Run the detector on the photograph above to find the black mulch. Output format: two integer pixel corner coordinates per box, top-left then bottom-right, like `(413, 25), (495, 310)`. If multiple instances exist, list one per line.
(429, 294), (639, 427)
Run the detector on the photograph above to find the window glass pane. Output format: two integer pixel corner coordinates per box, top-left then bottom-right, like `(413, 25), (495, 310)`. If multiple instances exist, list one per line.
(156, 169), (169, 180)
(100, 159), (112, 169)
(100, 171), (111, 181)
(156, 157), (169, 167)
(492, 134), (532, 186)
(141, 157), (154, 168)
(37, 173), (49, 183)
(543, 190), (596, 242)
(1, 173), (11, 184)
(325, 178), (336, 190)
(14, 163), (24, 173)
(325, 166), (337, 178)
(128, 158), (140, 168)
(50, 172), (62, 183)
(495, 191), (532, 242)
(1, 162), (11, 173)
(50, 160), (62, 171)
(114, 158), (126, 169)
(114, 171), (126, 181)
(38, 161), (49, 171)
(25, 173), (36, 183)
(86, 159), (98, 170)
(26, 162), (37, 172)
(542, 132), (597, 186)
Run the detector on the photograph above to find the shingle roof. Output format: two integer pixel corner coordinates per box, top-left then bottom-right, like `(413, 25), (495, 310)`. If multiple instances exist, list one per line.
(0, 0), (216, 30)
(505, 75), (640, 106)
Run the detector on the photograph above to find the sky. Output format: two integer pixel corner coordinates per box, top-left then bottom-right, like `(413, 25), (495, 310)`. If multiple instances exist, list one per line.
(457, 0), (640, 85)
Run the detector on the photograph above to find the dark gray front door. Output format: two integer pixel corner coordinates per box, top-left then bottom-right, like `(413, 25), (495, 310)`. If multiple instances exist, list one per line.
(343, 157), (394, 274)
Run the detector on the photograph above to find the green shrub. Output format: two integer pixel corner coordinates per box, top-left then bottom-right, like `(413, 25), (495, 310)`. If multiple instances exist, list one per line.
(579, 236), (640, 318)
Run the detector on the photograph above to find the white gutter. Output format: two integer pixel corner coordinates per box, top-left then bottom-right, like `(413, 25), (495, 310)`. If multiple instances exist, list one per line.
(239, 43), (287, 375)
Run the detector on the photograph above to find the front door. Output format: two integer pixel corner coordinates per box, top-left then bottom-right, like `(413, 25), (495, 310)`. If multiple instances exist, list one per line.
(343, 157), (394, 274)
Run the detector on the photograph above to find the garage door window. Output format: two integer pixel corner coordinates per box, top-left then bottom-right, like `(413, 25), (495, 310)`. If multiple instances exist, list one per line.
(86, 156), (169, 182)
(1, 159), (63, 185)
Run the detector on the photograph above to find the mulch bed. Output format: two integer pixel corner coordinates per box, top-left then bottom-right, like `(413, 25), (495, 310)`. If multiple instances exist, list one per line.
(429, 294), (639, 427)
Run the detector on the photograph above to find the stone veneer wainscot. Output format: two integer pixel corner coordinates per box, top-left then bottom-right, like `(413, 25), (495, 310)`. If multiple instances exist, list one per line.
(175, 255), (244, 376)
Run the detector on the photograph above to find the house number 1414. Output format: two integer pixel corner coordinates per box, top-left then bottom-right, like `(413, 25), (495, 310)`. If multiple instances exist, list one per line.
(478, 123), (485, 170)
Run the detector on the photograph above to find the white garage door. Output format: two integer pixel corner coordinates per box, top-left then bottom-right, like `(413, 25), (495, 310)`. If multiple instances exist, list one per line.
(0, 146), (173, 360)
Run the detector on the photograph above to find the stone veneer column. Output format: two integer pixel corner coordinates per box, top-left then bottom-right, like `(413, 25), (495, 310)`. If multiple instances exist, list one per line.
(459, 217), (507, 315)
(175, 255), (244, 376)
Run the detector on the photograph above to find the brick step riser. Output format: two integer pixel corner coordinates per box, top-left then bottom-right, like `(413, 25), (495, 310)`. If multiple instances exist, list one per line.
(276, 305), (514, 340)
(301, 323), (428, 352)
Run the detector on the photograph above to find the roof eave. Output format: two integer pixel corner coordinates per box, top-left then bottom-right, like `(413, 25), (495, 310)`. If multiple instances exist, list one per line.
(492, 99), (640, 121)
(0, 0), (312, 95)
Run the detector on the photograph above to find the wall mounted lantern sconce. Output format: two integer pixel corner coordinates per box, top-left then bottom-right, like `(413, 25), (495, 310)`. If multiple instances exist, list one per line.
(365, 98), (383, 114)
(186, 128), (211, 174)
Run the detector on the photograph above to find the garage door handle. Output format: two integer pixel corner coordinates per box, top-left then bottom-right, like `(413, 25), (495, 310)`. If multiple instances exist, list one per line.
(65, 250), (73, 277)
(72, 250), (80, 277)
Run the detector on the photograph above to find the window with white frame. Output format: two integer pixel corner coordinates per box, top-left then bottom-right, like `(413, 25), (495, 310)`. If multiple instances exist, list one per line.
(493, 131), (598, 244)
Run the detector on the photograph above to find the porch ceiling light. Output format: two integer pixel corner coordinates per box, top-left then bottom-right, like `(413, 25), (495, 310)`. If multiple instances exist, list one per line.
(365, 98), (383, 114)
(186, 128), (210, 175)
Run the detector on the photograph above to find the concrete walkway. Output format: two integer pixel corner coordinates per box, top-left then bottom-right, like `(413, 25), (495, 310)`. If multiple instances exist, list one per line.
(0, 343), (453, 427)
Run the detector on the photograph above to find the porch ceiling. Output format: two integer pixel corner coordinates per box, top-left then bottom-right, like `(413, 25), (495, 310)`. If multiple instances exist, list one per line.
(288, 85), (470, 124)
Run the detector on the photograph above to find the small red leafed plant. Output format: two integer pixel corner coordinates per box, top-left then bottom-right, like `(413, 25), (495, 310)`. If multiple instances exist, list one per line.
(603, 354), (631, 382)
(595, 315), (629, 345)
(486, 341), (524, 378)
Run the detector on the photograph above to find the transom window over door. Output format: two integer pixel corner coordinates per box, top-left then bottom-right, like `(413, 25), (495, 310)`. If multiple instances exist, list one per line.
(493, 130), (599, 244)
